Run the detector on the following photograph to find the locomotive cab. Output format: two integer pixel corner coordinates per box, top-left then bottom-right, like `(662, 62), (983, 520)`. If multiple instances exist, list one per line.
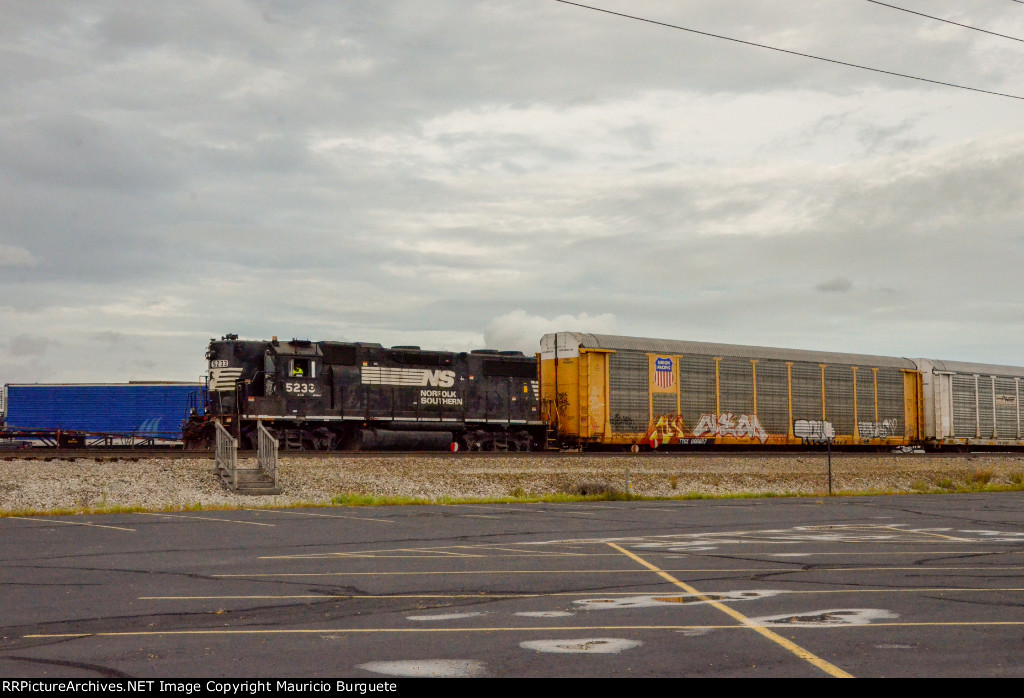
(265, 341), (324, 406)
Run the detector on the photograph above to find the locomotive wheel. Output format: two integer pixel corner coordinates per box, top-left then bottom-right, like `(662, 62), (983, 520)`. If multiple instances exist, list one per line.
(311, 427), (334, 451)
(334, 427), (363, 451)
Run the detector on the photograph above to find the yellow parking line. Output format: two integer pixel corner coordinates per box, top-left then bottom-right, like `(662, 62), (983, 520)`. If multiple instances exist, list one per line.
(245, 509), (393, 524)
(777, 587), (1024, 595)
(20, 625), (749, 638)
(391, 548), (479, 558)
(138, 587), (1024, 601)
(213, 568), (794, 577)
(259, 545), (624, 560)
(607, 542), (853, 679)
(480, 546), (589, 556)
(30, 620), (1024, 639)
(214, 565), (1024, 577)
(456, 504), (524, 512)
(878, 526), (972, 542)
(258, 552), (623, 559)
(8, 517), (135, 532)
(764, 551), (1002, 557)
(141, 594), (539, 600)
(139, 513), (274, 527)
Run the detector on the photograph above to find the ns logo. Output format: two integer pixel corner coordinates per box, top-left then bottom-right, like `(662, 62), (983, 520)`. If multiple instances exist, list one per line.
(423, 370), (456, 388)
(360, 365), (457, 389)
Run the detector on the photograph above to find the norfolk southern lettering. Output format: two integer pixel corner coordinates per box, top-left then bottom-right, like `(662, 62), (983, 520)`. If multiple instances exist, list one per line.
(419, 389), (462, 406)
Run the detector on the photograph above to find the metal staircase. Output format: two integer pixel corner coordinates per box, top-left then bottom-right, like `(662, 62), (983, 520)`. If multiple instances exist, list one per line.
(214, 420), (282, 495)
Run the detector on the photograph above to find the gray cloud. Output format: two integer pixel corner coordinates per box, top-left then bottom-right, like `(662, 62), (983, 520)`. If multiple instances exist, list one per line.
(816, 278), (854, 293)
(0, 245), (37, 268)
(10, 335), (53, 357)
(92, 331), (129, 345)
(484, 311), (618, 355)
(1, 1), (1023, 382)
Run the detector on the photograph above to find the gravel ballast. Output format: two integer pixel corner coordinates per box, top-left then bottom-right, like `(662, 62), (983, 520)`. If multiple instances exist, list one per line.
(2, 453), (1024, 513)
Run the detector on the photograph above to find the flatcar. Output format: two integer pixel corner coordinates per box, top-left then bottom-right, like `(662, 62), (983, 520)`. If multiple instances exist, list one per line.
(1, 382), (205, 447)
(185, 334), (545, 451)
(540, 332), (1024, 451)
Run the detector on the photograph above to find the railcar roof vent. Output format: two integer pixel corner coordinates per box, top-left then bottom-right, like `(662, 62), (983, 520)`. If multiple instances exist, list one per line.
(391, 345), (420, 350)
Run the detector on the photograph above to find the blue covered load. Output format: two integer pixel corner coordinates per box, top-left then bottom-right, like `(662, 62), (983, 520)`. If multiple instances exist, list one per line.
(2, 383), (206, 439)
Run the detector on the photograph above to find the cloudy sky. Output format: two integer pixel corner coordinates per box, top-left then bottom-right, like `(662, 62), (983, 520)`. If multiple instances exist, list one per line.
(3, 0), (1024, 384)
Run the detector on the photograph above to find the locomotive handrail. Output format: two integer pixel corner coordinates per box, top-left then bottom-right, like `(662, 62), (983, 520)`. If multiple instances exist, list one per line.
(213, 419), (237, 486)
(257, 421), (279, 487)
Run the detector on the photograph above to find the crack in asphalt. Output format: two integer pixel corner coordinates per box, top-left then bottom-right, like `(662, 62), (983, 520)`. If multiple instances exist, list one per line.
(0, 563), (220, 582)
(0, 597), (403, 647)
(2, 655), (133, 678)
(0, 581), (102, 587)
(916, 593), (1024, 609)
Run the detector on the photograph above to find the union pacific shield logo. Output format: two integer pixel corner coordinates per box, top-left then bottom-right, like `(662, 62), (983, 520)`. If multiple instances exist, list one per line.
(654, 357), (674, 389)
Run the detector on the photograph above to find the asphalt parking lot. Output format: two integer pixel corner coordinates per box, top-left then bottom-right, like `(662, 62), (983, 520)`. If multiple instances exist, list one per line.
(2, 492), (1024, 678)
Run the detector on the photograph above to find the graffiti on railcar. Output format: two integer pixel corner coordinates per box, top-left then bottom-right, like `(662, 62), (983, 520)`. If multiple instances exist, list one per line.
(642, 414), (689, 445)
(858, 419), (898, 439)
(794, 419), (835, 443)
(693, 413), (770, 443)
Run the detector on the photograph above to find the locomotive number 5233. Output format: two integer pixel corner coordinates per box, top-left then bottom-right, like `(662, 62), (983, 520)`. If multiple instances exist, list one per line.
(285, 382), (318, 395)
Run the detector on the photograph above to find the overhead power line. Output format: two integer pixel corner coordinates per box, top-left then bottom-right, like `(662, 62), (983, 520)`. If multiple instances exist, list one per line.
(862, 0), (1024, 43)
(553, 0), (1024, 100)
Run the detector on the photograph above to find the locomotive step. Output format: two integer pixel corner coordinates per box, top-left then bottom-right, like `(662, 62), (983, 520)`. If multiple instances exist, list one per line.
(215, 466), (281, 495)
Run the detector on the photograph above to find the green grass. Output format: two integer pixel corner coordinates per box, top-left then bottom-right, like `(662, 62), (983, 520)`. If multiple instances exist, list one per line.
(0, 501), (265, 518)
(5, 480), (1024, 519)
(329, 489), (643, 507)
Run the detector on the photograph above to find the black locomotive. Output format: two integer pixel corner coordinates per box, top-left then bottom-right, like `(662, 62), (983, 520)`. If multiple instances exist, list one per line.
(183, 334), (546, 451)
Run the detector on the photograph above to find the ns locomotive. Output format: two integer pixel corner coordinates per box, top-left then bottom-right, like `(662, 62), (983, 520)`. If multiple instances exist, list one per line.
(184, 334), (545, 451)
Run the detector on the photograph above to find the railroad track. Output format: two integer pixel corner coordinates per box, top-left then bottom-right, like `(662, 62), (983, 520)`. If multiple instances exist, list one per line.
(3, 447), (1018, 460)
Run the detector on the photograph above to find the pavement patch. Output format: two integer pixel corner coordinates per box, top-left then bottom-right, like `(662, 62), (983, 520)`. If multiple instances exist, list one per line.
(574, 590), (781, 609)
(406, 612), (486, 621)
(358, 659), (486, 677)
(752, 609), (898, 627)
(520, 638), (642, 654)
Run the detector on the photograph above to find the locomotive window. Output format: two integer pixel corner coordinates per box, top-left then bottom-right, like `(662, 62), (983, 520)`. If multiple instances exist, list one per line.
(265, 353), (277, 374)
(289, 358), (315, 378)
